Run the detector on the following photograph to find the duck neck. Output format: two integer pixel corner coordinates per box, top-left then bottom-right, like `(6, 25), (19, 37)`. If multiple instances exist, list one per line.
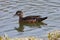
(19, 16), (23, 23)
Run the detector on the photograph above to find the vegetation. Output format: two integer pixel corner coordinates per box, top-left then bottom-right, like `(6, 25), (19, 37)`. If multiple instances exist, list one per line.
(48, 30), (60, 40)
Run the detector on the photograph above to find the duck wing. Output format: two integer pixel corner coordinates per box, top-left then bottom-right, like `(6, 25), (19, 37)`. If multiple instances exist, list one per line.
(24, 15), (41, 19)
(22, 16), (40, 20)
(37, 17), (48, 21)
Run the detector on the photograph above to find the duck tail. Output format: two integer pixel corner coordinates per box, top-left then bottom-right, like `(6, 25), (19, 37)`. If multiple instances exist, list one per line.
(41, 17), (48, 21)
(37, 17), (47, 22)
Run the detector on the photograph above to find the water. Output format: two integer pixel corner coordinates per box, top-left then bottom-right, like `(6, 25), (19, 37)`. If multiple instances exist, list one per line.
(0, 0), (60, 39)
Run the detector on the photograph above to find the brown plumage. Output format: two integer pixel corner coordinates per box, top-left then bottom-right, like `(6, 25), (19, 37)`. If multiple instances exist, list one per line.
(14, 11), (47, 23)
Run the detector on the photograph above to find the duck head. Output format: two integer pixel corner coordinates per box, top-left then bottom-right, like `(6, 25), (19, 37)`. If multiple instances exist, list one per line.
(14, 11), (23, 18)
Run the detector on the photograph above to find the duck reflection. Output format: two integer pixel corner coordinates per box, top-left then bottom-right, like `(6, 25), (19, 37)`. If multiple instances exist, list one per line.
(15, 22), (47, 32)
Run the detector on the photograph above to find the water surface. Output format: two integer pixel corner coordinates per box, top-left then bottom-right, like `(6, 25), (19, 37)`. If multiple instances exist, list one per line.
(0, 0), (60, 39)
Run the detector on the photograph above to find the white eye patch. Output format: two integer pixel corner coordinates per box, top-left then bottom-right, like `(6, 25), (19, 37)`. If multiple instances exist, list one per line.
(18, 13), (20, 14)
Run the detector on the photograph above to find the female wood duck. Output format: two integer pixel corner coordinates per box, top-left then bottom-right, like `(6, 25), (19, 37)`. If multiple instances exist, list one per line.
(14, 11), (47, 23)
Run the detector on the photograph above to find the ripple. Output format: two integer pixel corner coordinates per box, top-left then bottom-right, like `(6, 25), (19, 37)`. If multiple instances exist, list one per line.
(0, 0), (60, 38)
